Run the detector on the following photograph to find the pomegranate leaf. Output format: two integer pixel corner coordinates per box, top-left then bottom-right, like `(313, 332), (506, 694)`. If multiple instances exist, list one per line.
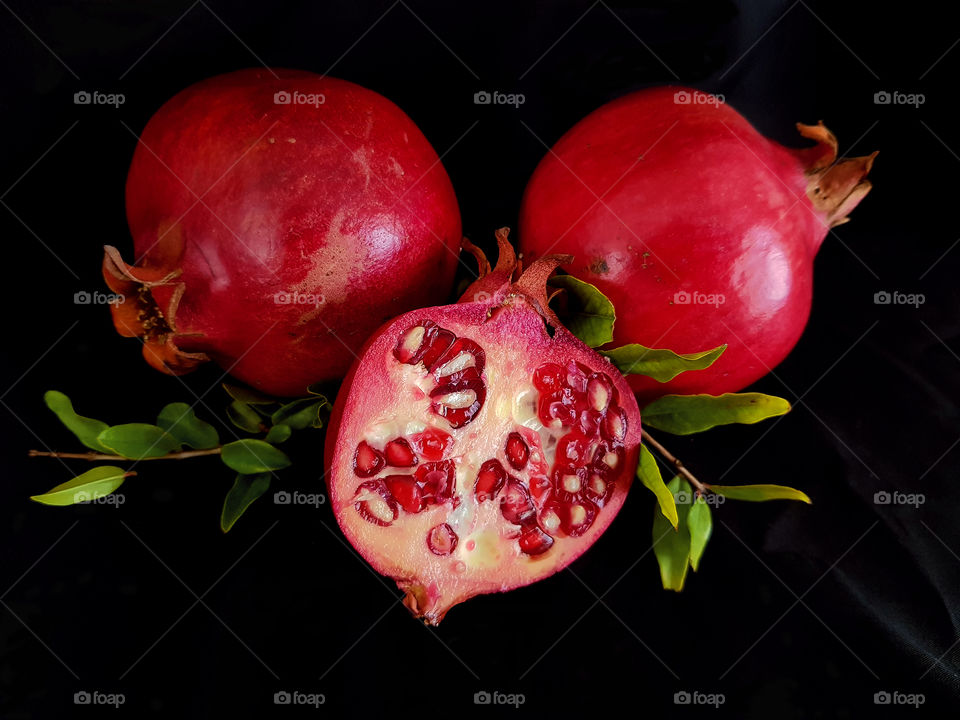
(226, 400), (263, 433)
(264, 424), (292, 444)
(271, 398), (326, 430)
(30, 466), (132, 506)
(600, 344), (726, 382)
(220, 473), (271, 532)
(637, 444), (678, 528)
(156, 403), (219, 450)
(97, 424), (182, 459)
(43, 390), (114, 454)
(652, 476), (692, 591)
(222, 383), (277, 405)
(640, 393), (791, 435)
(548, 274), (615, 348)
(686, 496), (712, 572)
(708, 484), (811, 503)
(220, 439), (290, 474)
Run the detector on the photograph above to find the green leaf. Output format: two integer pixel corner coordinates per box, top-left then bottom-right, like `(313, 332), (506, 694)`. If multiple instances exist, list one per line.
(264, 424), (292, 444)
(687, 496), (713, 572)
(601, 344), (726, 382)
(226, 400), (263, 433)
(97, 424), (182, 459)
(156, 403), (219, 449)
(220, 439), (291, 474)
(548, 274), (616, 348)
(637, 444), (678, 529)
(222, 383), (277, 405)
(640, 393), (792, 435)
(43, 390), (114, 454)
(220, 473), (271, 532)
(652, 476), (692, 592)
(709, 484), (812, 504)
(30, 466), (132, 506)
(271, 398), (325, 430)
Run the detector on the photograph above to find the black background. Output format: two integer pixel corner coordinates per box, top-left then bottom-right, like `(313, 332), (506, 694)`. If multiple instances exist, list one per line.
(2, 1), (958, 717)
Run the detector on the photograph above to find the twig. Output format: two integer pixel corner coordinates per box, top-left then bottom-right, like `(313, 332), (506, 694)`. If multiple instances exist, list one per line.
(28, 448), (222, 461)
(642, 431), (707, 495)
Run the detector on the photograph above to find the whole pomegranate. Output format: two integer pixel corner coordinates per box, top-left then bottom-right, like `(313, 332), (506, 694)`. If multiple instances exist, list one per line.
(325, 232), (641, 624)
(519, 87), (876, 400)
(104, 68), (461, 396)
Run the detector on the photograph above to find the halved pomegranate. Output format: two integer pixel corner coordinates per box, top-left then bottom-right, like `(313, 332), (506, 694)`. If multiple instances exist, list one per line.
(325, 231), (641, 624)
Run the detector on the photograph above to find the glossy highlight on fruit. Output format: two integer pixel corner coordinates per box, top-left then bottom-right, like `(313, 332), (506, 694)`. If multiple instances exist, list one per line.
(519, 86), (875, 400)
(104, 68), (461, 396)
(325, 231), (641, 624)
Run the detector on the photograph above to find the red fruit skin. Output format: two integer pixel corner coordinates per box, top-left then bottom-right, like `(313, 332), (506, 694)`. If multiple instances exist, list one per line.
(109, 68), (460, 396)
(519, 86), (873, 401)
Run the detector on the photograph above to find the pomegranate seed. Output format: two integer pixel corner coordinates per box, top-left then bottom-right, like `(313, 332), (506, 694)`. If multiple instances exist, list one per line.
(353, 441), (385, 477)
(556, 432), (591, 465)
(587, 372), (614, 412)
(420, 328), (457, 371)
(475, 458), (507, 502)
(393, 321), (438, 364)
(602, 405), (628, 442)
(385, 437), (417, 467)
(427, 523), (459, 555)
(585, 473), (614, 508)
(416, 461), (456, 503)
(553, 465), (587, 503)
(560, 499), (597, 537)
(528, 474), (552, 500)
(592, 442), (625, 476)
(538, 388), (577, 428)
(384, 475), (425, 513)
(519, 525), (555, 555)
(431, 367), (486, 428)
(505, 432), (529, 470)
(538, 502), (562, 534)
(577, 409), (602, 437)
(500, 477), (535, 525)
(407, 427), (453, 462)
(565, 360), (589, 393)
(434, 337), (486, 377)
(354, 480), (399, 526)
(533, 363), (564, 392)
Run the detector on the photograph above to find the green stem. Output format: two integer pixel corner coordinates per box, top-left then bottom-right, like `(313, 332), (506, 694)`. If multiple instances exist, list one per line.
(642, 431), (707, 495)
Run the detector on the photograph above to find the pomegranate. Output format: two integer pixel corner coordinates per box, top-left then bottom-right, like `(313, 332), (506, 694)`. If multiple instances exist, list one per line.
(519, 86), (876, 400)
(325, 231), (641, 624)
(103, 68), (461, 396)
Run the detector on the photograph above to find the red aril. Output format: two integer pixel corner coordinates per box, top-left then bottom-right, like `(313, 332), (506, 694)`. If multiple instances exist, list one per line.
(103, 68), (461, 396)
(325, 231), (641, 624)
(519, 86), (876, 401)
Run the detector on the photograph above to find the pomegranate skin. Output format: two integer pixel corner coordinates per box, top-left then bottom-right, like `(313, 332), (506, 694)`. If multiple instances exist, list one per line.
(519, 86), (874, 401)
(108, 68), (460, 396)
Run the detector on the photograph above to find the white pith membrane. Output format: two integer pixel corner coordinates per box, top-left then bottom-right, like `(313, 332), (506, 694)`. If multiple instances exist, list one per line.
(331, 299), (636, 624)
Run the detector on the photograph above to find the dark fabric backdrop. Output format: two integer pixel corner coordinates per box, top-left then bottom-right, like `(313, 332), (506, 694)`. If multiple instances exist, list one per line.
(1, 1), (957, 717)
